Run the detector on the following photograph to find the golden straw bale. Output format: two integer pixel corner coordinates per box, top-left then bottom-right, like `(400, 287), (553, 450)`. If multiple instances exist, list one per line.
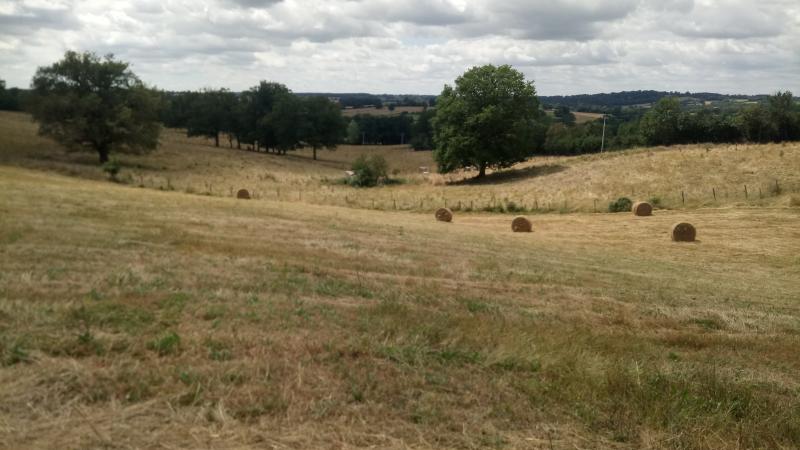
(511, 216), (532, 232)
(632, 201), (653, 216)
(435, 207), (453, 222)
(671, 222), (696, 242)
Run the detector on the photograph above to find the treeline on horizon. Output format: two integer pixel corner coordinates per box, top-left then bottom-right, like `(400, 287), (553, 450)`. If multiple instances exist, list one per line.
(539, 90), (766, 112)
(159, 87), (437, 152)
(2, 77), (799, 157)
(546, 93), (800, 155)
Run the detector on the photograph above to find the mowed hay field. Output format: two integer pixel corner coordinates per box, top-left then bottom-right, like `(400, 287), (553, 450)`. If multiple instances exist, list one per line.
(1, 111), (800, 448)
(2, 111), (799, 215)
(2, 173), (800, 447)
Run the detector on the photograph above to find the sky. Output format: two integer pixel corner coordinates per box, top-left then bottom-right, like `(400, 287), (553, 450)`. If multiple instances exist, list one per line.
(1, 0), (798, 95)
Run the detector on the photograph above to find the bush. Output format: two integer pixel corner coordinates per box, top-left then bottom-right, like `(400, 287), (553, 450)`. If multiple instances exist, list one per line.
(504, 201), (525, 213)
(349, 155), (388, 187)
(648, 196), (663, 208)
(608, 197), (633, 213)
(103, 158), (121, 181)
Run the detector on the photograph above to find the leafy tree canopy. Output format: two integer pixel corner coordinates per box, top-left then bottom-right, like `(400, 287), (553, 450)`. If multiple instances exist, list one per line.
(29, 51), (161, 163)
(433, 64), (543, 178)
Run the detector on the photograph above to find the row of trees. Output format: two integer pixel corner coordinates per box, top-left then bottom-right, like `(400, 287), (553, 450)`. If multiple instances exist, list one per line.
(539, 93), (800, 155)
(161, 84), (343, 160)
(19, 51), (800, 178)
(24, 52), (342, 164)
(0, 79), (28, 111)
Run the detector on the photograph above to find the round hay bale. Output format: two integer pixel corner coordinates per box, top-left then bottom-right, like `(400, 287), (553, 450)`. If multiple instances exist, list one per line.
(632, 201), (653, 216)
(511, 216), (532, 233)
(435, 207), (453, 222)
(236, 189), (251, 200)
(671, 222), (696, 242)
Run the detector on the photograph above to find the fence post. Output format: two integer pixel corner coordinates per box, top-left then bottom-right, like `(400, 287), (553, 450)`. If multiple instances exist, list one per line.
(712, 188), (716, 201)
(775, 180), (781, 195)
(681, 191), (685, 205)
(594, 199), (597, 213)
(744, 185), (748, 199)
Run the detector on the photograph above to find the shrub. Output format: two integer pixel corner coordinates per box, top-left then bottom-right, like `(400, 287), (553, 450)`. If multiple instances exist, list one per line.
(349, 155), (388, 187)
(504, 201), (525, 213)
(648, 196), (663, 208)
(608, 197), (633, 213)
(103, 158), (121, 181)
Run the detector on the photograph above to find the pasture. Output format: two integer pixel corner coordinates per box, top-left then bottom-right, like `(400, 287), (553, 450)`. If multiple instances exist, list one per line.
(341, 106), (428, 117)
(1, 111), (798, 215)
(1, 111), (799, 448)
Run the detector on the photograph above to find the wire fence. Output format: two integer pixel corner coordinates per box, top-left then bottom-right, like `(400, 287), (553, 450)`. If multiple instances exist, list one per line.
(124, 172), (800, 214)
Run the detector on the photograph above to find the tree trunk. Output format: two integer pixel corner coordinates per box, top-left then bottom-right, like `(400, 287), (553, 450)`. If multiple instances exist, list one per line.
(228, 134), (233, 148)
(214, 133), (220, 147)
(313, 147), (317, 160)
(477, 163), (486, 178)
(98, 148), (110, 164)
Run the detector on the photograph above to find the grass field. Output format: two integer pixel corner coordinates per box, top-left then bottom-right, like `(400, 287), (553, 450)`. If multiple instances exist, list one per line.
(545, 110), (605, 124)
(2, 111), (798, 216)
(1, 111), (800, 448)
(573, 111), (605, 124)
(341, 106), (428, 117)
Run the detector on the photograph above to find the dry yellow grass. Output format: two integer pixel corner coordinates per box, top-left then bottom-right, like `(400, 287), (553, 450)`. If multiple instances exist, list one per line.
(1, 163), (799, 448)
(2, 111), (797, 217)
(341, 105), (427, 117)
(573, 111), (605, 124)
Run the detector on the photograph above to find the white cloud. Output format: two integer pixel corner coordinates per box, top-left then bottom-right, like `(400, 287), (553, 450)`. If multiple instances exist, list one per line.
(0, 0), (797, 94)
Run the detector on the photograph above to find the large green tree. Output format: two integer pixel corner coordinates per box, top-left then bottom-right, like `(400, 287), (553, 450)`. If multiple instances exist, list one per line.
(639, 97), (682, 146)
(767, 91), (799, 141)
(29, 51), (161, 163)
(239, 81), (292, 152)
(432, 64), (542, 178)
(268, 93), (304, 155)
(186, 88), (236, 147)
(410, 108), (435, 150)
(301, 96), (344, 160)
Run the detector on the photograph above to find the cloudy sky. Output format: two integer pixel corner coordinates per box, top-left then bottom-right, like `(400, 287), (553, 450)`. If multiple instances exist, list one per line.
(1, 0), (798, 95)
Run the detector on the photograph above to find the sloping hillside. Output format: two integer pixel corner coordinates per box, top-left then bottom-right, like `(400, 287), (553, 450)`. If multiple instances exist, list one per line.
(2, 110), (799, 216)
(1, 165), (799, 448)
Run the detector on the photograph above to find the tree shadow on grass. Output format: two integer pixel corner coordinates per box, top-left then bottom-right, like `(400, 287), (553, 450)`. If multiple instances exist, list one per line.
(447, 164), (568, 186)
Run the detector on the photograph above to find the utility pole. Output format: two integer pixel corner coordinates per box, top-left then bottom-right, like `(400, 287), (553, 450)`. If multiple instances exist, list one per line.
(600, 114), (607, 153)
(361, 132), (366, 145)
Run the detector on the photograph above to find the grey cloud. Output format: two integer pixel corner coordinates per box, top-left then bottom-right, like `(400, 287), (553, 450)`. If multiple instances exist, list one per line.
(668, 1), (786, 38)
(1, 0), (797, 95)
(0, 4), (81, 35)
(219, 0), (283, 9)
(464, 0), (640, 41)
(357, 0), (470, 26)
